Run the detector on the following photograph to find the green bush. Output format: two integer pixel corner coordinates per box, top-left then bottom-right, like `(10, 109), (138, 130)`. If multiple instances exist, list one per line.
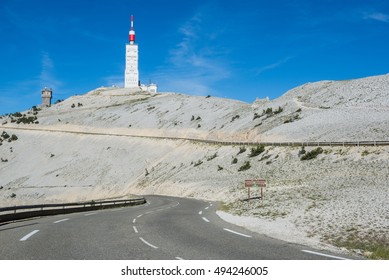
(237, 147), (246, 155)
(301, 147), (323, 160)
(249, 145), (265, 157)
(238, 161), (251, 171)
(231, 157), (238, 164)
(207, 153), (217, 161)
(274, 106), (283, 114)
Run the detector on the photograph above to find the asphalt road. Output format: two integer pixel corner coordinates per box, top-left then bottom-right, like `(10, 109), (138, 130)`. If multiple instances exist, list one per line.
(0, 195), (355, 260)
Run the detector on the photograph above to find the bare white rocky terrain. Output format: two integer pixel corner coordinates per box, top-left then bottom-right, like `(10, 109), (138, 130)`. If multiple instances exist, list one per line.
(1, 74), (389, 258)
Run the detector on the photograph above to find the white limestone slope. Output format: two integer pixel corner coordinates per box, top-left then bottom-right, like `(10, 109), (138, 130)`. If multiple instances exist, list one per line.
(1, 74), (389, 256)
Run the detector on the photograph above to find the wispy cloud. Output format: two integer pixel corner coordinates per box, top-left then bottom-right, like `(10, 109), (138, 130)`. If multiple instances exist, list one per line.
(0, 51), (63, 114)
(255, 56), (294, 76)
(39, 51), (62, 90)
(155, 7), (231, 96)
(363, 12), (389, 23)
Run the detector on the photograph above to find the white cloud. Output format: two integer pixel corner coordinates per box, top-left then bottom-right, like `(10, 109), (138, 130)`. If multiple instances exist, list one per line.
(155, 9), (231, 95)
(255, 56), (293, 76)
(363, 12), (389, 23)
(39, 51), (63, 90)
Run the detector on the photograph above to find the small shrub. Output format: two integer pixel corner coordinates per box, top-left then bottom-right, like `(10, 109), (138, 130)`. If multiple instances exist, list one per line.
(196, 116), (201, 121)
(10, 193), (16, 198)
(207, 153), (217, 161)
(253, 112), (262, 120)
(296, 108), (302, 113)
(274, 106), (283, 114)
(249, 145), (265, 157)
(231, 157), (238, 164)
(1, 131), (10, 139)
(231, 115), (240, 122)
(191, 115), (195, 121)
(298, 146), (306, 156)
(301, 147), (323, 160)
(361, 150), (369, 156)
(217, 165), (224, 171)
(194, 160), (203, 167)
(205, 95), (211, 98)
(71, 104), (75, 108)
(265, 107), (273, 115)
(10, 134), (18, 141)
(237, 147), (246, 155)
(238, 161), (251, 171)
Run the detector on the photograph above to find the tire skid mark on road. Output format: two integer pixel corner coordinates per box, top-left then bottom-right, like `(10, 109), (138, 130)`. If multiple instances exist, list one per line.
(20, 230), (40, 241)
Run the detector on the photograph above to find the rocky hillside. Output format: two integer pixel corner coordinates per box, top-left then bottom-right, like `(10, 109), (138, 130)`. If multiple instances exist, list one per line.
(1, 73), (388, 258)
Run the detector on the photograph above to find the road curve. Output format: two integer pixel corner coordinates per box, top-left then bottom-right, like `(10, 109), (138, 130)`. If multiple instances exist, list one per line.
(0, 195), (355, 260)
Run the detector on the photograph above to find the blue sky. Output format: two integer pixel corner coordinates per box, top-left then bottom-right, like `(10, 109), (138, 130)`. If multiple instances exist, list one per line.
(0, 0), (389, 114)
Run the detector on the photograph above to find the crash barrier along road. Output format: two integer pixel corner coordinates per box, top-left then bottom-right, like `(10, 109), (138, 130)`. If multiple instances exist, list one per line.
(0, 197), (146, 224)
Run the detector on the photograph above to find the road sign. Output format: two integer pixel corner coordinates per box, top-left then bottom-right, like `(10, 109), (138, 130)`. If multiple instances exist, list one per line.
(244, 179), (266, 200)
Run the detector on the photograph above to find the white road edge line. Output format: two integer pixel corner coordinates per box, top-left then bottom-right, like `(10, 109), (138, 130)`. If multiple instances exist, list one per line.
(53, 218), (69, 224)
(20, 230), (40, 241)
(137, 214), (143, 218)
(176, 257), (184, 260)
(139, 237), (158, 249)
(202, 217), (210, 223)
(198, 211), (202, 215)
(133, 226), (138, 233)
(301, 250), (350, 260)
(223, 228), (252, 238)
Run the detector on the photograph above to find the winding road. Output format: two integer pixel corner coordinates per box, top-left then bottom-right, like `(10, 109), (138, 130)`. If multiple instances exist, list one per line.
(0, 195), (354, 260)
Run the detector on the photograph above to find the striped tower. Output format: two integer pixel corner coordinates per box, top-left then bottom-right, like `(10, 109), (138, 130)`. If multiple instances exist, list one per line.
(124, 15), (139, 88)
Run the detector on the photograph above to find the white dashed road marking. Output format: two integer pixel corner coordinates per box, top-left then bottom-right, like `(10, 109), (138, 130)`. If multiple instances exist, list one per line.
(133, 218), (136, 224)
(202, 217), (210, 223)
(20, 230), (40, 241)
(205, 207), (209, 210)
(53, 218), (69, 224)
(198, 211), (202, 215)
(139, 237), (158, 249)
(133, 226), (138, 233)
(301, 250), (350, 260)
(223, 228), (252, 238)
(176, 257), (184, 260)
(85, 212), (97, 216)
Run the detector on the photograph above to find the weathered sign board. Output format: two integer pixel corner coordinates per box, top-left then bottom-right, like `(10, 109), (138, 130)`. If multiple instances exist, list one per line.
(244, 179), (266, 200)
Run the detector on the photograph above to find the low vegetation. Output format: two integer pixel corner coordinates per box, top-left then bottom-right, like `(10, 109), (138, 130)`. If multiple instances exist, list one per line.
(238, 161), (251, 171)
(249, 145), (265, 157)
(301, 147), (323, 160)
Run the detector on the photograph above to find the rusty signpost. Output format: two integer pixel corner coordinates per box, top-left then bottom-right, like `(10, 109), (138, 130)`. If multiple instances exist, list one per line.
(245, 179), (266, 200)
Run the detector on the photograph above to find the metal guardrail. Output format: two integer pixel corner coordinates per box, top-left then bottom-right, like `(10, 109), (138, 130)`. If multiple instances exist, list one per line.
(2, 125), (389, 147)
(0, 198), (146, 224)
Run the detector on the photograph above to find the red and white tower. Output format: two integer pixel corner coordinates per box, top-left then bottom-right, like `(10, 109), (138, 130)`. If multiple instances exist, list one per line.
(125, 15), (139, 88)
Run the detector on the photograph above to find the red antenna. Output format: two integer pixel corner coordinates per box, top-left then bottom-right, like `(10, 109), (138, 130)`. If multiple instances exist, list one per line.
(129, 15), (135, 44)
